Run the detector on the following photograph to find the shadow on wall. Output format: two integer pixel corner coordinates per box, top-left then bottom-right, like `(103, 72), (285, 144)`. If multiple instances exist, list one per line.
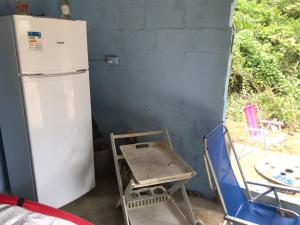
(92, 95), (221, 195)
(0, 128), (10, 192)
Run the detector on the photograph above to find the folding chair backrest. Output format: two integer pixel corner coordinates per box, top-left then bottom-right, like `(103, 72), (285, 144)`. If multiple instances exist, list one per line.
(243, 104), (261, 137)
(205, 124), (247, 216)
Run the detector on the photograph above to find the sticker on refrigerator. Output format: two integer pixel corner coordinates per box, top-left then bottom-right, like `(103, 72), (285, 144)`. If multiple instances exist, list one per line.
(28, 32), (42, 51)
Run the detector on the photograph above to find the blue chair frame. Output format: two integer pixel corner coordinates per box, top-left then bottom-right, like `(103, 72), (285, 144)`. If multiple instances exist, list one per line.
(203, 123), (300, 225)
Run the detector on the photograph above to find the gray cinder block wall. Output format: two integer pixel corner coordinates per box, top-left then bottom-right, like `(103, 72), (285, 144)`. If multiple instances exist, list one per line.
(71, 0), (234, 195)
(0, 0), (234, 196)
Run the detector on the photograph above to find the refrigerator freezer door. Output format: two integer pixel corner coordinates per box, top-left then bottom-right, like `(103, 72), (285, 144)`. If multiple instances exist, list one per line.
(13, 15), (88, 74)
(21, 71), (95, 208)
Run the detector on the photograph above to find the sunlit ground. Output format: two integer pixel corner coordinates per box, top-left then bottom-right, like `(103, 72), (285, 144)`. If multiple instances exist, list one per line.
(226, 120), (300, 203)
(226, 120), (300, 156)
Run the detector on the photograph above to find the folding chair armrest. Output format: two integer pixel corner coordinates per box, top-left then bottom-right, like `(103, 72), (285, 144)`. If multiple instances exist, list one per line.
(261, 120), (284, 127)
(246, 180), (300, 193)
(112, 129), (167, 139)
(224, 215), (258, 225)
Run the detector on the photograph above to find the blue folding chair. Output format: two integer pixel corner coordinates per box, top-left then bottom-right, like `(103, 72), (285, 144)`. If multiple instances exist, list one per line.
(203, 123), (300, 225)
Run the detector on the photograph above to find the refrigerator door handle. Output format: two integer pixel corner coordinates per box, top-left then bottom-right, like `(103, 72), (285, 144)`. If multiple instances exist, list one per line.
(20, 69), (88, 78)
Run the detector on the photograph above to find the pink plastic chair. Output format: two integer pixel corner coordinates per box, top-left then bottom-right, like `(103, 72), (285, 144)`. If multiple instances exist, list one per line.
(243, 104), (287, 151)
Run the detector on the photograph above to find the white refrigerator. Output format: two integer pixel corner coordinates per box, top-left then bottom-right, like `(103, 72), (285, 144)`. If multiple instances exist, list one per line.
(0, 15), (95, 208)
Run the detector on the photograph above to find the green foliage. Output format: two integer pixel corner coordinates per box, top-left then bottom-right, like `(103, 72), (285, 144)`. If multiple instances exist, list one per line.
(228, 0), (300, 131)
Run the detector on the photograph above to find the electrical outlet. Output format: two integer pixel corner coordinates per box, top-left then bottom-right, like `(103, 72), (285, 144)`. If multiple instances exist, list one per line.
(106, 56), (119, 65)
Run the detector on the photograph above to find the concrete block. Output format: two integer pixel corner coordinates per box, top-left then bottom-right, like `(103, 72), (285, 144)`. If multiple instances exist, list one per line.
(193, 29), (233, 53)
(183, 52), (228, 109)
(88, 30), (123, 59)
(143, 49), (185, 75)
(119, 0), (168, 9)
(122, 30), (157, 51)
(113, 8), (146, 29)
(156, 29), (194, 51)
(146, 0), (185, 29)
(185, 0), (233, 29)
(71, 0), (104, 21)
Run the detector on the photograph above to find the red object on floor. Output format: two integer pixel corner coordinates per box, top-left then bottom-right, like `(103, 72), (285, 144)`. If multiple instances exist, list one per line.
(0, 194), (94, 225)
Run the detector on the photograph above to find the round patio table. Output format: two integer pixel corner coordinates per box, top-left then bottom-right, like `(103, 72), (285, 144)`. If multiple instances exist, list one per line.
(255, 154), (300, 188)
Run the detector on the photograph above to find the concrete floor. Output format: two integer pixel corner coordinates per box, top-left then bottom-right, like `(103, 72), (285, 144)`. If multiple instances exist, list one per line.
(232, 143), (300, 202)
(62, 178), (224, 225)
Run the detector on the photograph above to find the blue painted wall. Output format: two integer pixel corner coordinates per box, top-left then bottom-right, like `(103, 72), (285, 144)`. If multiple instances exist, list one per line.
(70, 0), (234, 195)
(0, 0), (234, 196)
(0, 0), (45, 16)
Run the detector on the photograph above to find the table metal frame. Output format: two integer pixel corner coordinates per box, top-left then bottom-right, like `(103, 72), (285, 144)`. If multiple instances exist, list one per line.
(110, 129), (197, 225)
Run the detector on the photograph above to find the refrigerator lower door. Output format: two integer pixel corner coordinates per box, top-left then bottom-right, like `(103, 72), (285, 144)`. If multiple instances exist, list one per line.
(21, 71), (95, 208)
